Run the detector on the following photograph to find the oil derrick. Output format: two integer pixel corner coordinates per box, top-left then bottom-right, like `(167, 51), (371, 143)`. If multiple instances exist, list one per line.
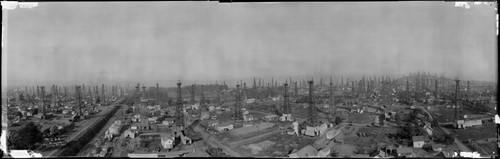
(82, 84), (85, 99)
(156, 83), (159, 105)
(259, 78), (262, 88)
(294, 82), (298, 98)
(37, 86), (40, 98)
(466, 81), (470, 100)
(454, 79), (460, 122)
(88, 86), (91, 99)
(142, 85), (147, 99)
(200, 85), (205, 116)
(63, 86), (67, 98)
(282, 83), (292, 121)
(190, 84), (196, 104)
(102, 84), (106, 103)
(243, 82), (248, 106)
(307, 80), (318, 126)
(41, 86), (46, 118)
(75, 85), (82, 116)
(329, 78), (336, 123)
(234, 84), (243, 121)
(273, 78), (277, 88)
(52, 85), (57, 107)
(216, 81), (220, 104)
(253, 78), (257, 89)
(267, 83), (272, 97)
(283, 83), (291, 114)
(341, 76), (344, 86)
(95, 86), (99, 99)
(176, 81), (185, 129)
(435, 79), (439, 98)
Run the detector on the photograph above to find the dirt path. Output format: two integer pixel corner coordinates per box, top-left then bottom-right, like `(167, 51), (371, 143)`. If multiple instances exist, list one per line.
(228, 129), (281, 147)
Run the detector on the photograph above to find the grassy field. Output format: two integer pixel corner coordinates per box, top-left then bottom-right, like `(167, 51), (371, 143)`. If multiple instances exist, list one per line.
(232, 133), (316, 157)
(455, 123), (495, 141)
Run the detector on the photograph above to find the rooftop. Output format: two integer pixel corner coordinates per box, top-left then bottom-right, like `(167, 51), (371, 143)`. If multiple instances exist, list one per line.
(412, 136), (425, 142)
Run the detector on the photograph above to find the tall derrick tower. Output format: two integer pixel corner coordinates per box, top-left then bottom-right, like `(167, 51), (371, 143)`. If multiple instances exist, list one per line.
(176, 81), (185, 129)
(234, 84), (243, 121)
(156, 83), (159, 105)
(294, 81), (298, 98)
(282, 83), (292, 121)
(454, 79), (460, 122)
(307, 80), (318, 126)
(191, 84), (196, 104)
(200, 85), (205, 117)
(41, 86), (46, 119)
(329, 78), (336, 122)
(75, 85), (82, 116)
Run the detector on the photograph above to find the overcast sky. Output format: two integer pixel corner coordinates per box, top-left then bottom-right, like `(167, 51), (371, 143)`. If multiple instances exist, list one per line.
(2, 2), (497, 89)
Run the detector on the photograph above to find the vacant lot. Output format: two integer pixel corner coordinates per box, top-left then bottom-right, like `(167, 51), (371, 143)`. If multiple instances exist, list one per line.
(346, 113), (375, 124)
(455, 123), (495, 141)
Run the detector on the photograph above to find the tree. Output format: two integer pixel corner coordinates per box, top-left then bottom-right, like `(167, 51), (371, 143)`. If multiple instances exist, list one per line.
(14, 111), (22, 118)
(32, 108), (39, 115)
(9, 122), (43, 150)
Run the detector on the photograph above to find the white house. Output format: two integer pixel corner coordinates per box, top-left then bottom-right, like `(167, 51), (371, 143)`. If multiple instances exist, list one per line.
(412, 136), (425, 148)
(216, 122), (234, 132)
(246, 98), (255, 104)
(243, 114), (255, 122)
(160, 133), (174, 149)
(454, 119), (482, 129)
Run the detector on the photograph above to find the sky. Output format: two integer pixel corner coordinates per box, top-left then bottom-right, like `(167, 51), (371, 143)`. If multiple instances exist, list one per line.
(2, 2), (497, 89)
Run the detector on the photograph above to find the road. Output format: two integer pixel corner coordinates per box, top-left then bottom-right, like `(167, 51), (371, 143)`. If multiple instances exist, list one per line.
(439, 126), (472, 152)
(192, 124), (242, 157)
(417, 106), (473, 152)
(38, 105), (116, 157)
(76, 105), (124, 157)
(41, 100), (124, 157)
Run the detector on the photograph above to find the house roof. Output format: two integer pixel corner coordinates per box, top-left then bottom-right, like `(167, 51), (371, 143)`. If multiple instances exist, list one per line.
(128, 153), (158, 158)
(433, 152), (447, 158)
(293, 145), (318, 157)
(183, 149), (210, 157)
(412, 136), (425, 142)
(159, 133), (174, 140)
(217, 122), (233, 128)
(396, 148), (413, 154)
